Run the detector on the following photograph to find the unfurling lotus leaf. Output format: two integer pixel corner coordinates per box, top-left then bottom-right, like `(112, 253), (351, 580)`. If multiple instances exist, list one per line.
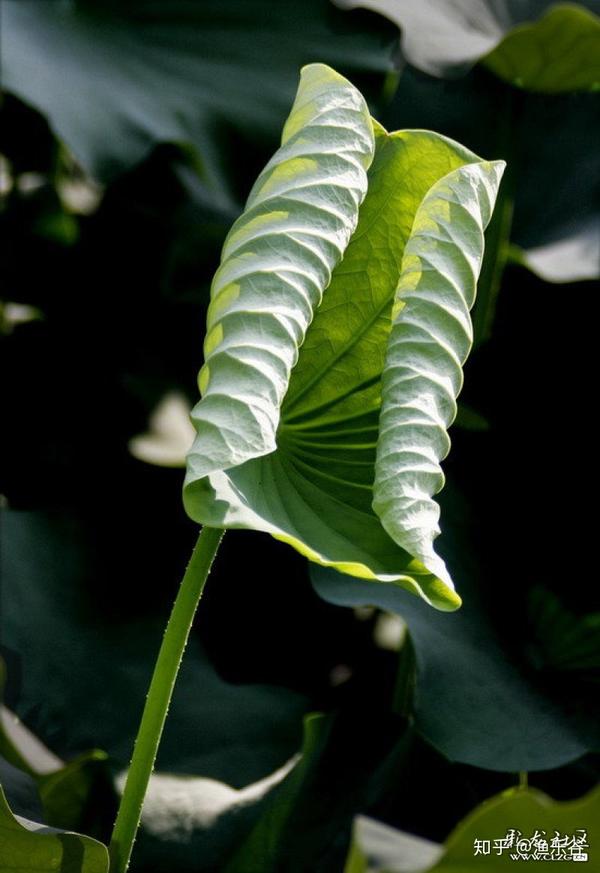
(184, 63), (504, 611)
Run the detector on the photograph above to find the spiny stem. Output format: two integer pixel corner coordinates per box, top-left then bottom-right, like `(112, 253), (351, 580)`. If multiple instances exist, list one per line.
(108, 526), (224, 873)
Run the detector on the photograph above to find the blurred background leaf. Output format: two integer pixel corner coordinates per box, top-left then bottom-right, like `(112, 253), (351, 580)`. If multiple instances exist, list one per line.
(350, 784), (600, 871)
(482, 4), (600, 93)
(0, 785), (109, 873)
(1, 510), (308, 782)
(1, 0), (599, 868)
(312, 484), (600, 771)
(2, 0), (396, 196)
(335, 0), (600, 85)
(225, 713), (410, 873)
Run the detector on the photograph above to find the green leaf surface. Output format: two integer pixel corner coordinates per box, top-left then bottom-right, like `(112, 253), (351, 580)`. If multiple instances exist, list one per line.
(336, 0), (600, 91)
(483, 4), (600, 93)
(224, 715), (333, 873)
(0, 758), (44, 824)
(453, 404), (490, 432)
(185, 65), (503, 609)
(0, 717), (109, 835)
(344, 837), (368, 873)
(126, 691), (410, 872)
(527, 587), (600, 679)
(384, 57), (600, 255)
(350, 786), (600, 871)
(311, 484), (600, 770)
(1, 662), (112, 834)
(425, 786), (600, 872)
(0, 508), (307, 790)
(1, 0), (394, 187)
(37, 752), (110, 833)
(2, 507), (313, 867)
(224, 711), (407, 873)
(0, 785), (109, 873)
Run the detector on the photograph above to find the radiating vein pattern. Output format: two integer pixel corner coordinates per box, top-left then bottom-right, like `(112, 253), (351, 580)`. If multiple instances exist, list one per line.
(373, 161), (505, 588)
(186, 64), (374, 481)
(183, 63), (506, 611)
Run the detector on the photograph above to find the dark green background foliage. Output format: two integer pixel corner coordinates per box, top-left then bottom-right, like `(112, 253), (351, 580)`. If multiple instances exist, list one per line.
(1, 1), (599, 870)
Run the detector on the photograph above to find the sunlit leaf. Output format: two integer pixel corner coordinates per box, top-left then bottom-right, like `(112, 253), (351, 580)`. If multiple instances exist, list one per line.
(185, 63), (375, 480)
(184, 64), (503, 610)
(372, 160), (502, 589)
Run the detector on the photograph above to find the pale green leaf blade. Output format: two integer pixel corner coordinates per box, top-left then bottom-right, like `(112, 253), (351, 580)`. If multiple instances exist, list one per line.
(184, 63), (374, 487)
(373, 161), (504, 588)
(483, 4), (600, 93)
(280, 125), (475, 427)
(0, 785), (109, 873)
(185, 126), (497, 610)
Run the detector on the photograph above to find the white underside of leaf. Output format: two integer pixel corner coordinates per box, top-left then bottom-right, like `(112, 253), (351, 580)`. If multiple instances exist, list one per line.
(185, 64), (374, 483)
(184, 63), (506, 610)
(373, 160), (505, 588)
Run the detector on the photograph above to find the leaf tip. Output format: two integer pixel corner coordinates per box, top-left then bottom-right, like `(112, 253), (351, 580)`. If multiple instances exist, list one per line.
(429, 580), (462, 612)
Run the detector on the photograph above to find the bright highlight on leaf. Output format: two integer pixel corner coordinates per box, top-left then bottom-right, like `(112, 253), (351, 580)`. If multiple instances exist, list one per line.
(373, 161), (505, 590)
(184, 63), (504, 610)
(189, 63), (375, 478)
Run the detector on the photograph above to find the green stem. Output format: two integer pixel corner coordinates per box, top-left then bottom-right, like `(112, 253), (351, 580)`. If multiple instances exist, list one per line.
(108, 525), (224, 873)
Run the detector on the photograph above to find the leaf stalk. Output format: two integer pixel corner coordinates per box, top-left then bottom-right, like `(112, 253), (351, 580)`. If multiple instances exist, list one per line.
(108, 525), (224, 873)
